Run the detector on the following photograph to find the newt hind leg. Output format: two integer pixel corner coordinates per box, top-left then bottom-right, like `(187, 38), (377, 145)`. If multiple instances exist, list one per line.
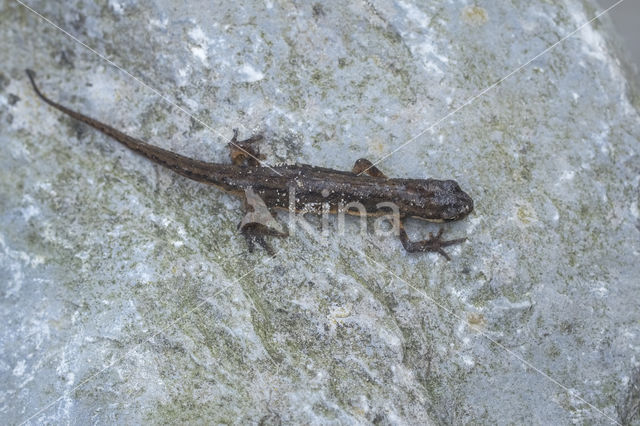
(229, 128), (264, 166)
(239, 222), (287, 256)
(238, 187), (288, 256)
(398, 222), (466, 260)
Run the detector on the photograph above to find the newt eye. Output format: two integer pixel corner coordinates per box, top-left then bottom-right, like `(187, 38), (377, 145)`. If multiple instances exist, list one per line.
(444, 180), (460, 192)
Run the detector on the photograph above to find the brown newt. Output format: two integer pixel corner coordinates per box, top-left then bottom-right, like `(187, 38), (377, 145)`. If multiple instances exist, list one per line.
(26, 69), (473, 259)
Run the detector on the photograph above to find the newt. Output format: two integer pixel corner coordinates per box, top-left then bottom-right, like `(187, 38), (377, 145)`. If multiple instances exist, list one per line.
(26, 69), (473, 259)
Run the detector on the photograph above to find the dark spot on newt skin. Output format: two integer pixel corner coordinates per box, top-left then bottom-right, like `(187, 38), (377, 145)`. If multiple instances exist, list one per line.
(25, 69), (474, 259)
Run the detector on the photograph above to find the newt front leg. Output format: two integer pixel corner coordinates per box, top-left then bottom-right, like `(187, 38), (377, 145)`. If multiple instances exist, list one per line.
(352, 158), (387, 178)
(398, 221), (466, 260)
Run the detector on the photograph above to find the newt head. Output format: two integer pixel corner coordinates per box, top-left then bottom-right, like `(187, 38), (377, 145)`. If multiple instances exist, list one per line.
(438, 179), (474, 221)
(401, 179), (474, 222)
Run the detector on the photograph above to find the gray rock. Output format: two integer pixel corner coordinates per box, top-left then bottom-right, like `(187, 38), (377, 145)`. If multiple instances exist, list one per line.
(1, 0), (639, 424)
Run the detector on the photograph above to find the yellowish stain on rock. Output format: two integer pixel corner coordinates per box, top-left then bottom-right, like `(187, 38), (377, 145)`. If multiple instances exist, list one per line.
(368, 139), (386, 156)
(516, 202), (537, 226)
(328, 305), (351, 326)
(461, 6), (488, 25)
(467, 312), (486, 330)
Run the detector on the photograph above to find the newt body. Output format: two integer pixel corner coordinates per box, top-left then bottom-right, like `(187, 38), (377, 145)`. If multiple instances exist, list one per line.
(26, 70), (473, 258)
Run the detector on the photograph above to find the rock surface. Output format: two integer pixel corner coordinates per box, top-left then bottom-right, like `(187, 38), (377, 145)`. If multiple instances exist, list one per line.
(1, 0), (639, 424)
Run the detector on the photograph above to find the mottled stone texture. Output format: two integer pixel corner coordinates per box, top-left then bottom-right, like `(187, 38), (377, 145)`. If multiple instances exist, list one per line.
(1, 0), (639, 424)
